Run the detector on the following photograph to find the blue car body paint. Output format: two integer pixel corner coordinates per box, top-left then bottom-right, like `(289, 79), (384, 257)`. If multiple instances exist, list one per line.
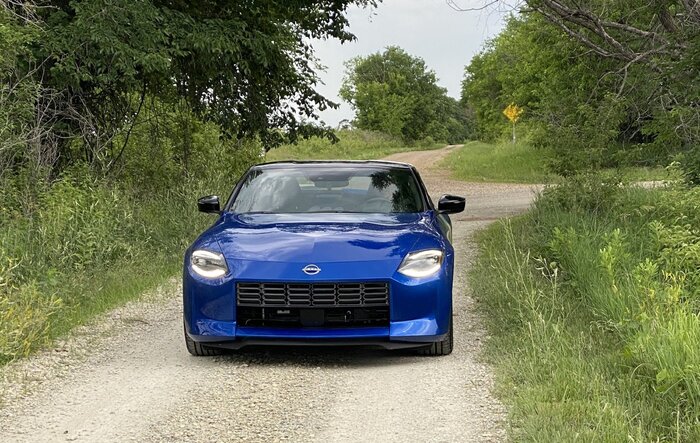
(183, 162), (460, 350)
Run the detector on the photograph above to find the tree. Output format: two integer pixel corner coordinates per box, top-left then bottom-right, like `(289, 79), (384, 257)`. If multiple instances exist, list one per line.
(0, 3), (46, 178)
(460, 1), (699, 175)
(523, 0), (700, 153)
(1, 0), (375, 174)
(461, 11), (689, 173)
(341, 46), (470, 143)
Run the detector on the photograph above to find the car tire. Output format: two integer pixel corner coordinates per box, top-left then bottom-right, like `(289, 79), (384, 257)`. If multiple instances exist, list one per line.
(417, 315), (453, 356)
(184, 323), (224, 356)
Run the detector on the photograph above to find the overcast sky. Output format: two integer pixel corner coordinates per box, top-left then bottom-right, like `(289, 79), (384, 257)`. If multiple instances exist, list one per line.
(310, 0), (512, 126)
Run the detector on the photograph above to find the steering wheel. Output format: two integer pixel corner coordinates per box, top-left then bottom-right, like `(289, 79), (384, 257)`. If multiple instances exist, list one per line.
(363, 197), (393, 212)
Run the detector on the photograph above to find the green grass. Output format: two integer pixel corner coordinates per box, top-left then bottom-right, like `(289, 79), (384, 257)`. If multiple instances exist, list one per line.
(443, 141), (670, 184)
(48, 258), (180, 341)
(265, 129), (443, 161)
(471, 178), (700, 441)
(441, 141), (557, 183)
(0, 143), (258, 365)
(614, 166), (669, 182)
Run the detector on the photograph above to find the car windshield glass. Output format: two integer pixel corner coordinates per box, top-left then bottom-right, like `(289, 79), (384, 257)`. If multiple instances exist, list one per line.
(229, 166), (425, 214)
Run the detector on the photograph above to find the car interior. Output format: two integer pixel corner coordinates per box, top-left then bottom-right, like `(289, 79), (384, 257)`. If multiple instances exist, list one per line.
(231, 169), (424, 214)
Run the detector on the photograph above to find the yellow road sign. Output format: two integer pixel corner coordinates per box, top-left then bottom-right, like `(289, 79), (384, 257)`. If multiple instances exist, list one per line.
(503, 103), (524, 123)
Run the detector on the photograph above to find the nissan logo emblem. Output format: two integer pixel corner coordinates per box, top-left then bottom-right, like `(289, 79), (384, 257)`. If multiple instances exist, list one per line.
(302, 264), (321, 275)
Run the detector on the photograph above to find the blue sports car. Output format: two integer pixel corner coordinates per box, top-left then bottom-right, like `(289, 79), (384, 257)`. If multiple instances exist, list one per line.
(183, 161), (465, 356)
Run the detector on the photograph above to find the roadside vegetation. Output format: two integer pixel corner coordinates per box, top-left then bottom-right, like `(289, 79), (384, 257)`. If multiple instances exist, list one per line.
(463, 2), (700, 441)
(0, 117), (260, 364)
(0, 1), (371, 363)
(473, 176), (700, 441)
(441, 141), (555, 183)
(266, 129), (441, 162)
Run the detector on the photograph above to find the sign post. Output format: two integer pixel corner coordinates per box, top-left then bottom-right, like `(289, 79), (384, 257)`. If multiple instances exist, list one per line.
(503, 103), (524, 144)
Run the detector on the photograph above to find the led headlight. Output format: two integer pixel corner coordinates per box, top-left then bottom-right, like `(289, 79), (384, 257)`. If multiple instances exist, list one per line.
(397, 249), (444, 278)
(191, 250), (228, 278)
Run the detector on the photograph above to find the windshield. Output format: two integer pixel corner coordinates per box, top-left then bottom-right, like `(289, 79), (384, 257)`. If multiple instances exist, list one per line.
(229, 166), (425, 214)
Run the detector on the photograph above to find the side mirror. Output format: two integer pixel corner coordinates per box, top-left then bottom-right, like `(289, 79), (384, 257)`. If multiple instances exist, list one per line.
(198, 195), (220, 213)
(437, 194), (465, 214)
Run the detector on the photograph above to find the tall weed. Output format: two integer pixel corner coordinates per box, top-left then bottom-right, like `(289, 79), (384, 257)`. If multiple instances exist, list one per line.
(0, 137), (259, 363)
(474, 174), (700, 440)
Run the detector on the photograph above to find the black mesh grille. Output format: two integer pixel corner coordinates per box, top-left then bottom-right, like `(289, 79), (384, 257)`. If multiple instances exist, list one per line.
(236, 282), (389, 307)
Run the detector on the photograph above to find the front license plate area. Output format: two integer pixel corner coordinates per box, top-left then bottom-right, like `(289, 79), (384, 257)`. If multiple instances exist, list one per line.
(236, 306), (390, 327)
(299, 309), (325, 327)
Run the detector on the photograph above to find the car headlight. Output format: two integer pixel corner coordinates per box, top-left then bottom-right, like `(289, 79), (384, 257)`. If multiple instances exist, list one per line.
(397, 249), (444, 278)
(190, 250), (228, 278)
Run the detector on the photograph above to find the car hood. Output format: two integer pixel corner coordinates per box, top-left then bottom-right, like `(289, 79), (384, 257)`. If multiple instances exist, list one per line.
(208, 212), (442, 264)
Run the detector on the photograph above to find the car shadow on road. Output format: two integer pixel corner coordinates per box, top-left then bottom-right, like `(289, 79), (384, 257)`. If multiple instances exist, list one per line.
(208, 345), (436, 369)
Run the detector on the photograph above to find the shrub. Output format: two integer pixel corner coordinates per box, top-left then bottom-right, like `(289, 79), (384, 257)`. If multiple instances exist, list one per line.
(678, 147), (700, 186)
(473, 173), (700, 440)
(37, 165), (136, 272)
(538, 172), (626, 215)
(0, 134), (260, 363)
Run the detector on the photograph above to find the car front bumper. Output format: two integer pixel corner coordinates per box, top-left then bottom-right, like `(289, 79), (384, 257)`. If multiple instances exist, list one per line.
(183, 257), (454, 349)
(186, 323), (450, 350)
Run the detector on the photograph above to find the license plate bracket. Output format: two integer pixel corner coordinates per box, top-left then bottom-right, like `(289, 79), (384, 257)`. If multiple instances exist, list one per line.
(299, 308), (325, 327)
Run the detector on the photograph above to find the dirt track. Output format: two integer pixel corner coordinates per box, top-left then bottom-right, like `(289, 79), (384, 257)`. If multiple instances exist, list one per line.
(0, 145), (541, 442)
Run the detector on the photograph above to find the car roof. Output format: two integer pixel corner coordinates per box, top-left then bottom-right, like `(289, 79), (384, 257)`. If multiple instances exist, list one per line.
(252, 160), (415, 170)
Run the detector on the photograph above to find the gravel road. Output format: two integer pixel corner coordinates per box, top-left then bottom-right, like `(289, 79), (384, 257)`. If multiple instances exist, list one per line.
(0, 145), (541, 442)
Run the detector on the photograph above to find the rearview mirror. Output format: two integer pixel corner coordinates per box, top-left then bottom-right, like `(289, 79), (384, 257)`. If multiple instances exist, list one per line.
(437, 194), (465, 214)
(198, 195), (220, 213)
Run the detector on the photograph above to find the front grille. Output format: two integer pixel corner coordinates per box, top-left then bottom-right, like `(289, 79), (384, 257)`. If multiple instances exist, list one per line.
(236, 282), (389, 307)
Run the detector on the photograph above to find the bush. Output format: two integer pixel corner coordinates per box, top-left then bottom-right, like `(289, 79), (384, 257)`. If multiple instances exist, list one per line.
(678, 147), (700, 186)
(1, 165), (136, 282)
(538, 172), (626, 215)
(473, 174), (700, 441)
(0, 131), (260, 363)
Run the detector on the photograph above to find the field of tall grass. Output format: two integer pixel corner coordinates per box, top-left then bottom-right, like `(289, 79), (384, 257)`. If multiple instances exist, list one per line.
(472, 173), (700, 441)
(265, 129), (442, 161)
(0, 126), (260, 364)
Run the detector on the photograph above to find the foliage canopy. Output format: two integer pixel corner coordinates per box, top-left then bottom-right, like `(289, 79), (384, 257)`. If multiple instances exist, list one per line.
(2, 0), (375, 175)
(462, 4), (699, 175)
(341, 46), (470, 144)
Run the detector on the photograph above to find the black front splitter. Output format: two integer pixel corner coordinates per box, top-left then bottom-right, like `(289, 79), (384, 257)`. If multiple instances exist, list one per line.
(203, 338), (432, 351)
